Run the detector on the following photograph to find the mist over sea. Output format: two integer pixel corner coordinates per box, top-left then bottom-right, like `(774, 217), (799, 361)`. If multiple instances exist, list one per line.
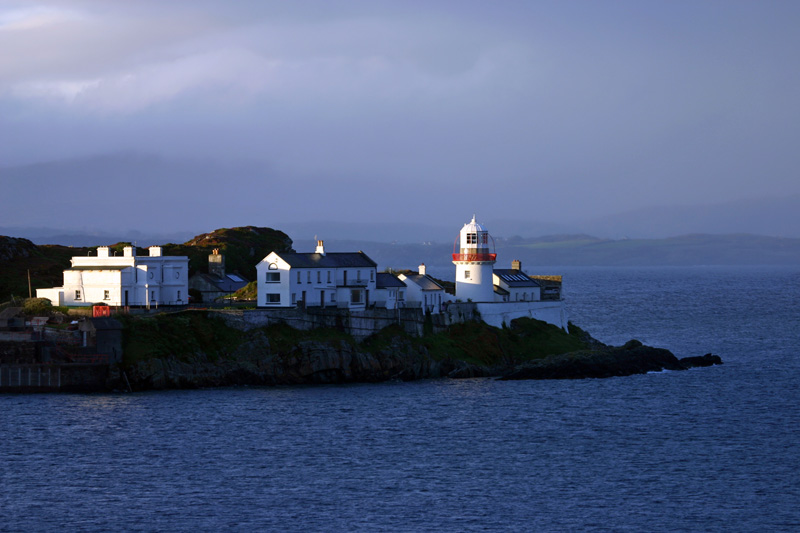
(3, 266), (799, 532)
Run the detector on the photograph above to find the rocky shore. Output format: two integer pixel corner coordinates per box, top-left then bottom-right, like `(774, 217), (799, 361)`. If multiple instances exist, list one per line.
(500, 339), (722, 380)
(116, 329), (721, 391)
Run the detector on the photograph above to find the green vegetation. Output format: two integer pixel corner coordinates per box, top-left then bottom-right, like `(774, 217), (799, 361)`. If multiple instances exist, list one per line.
(259, 323), (356, 353)
(416, 317), (589, 366)
(116, 311), (590, 371)
(22, 298), (52, 316)
(118, 311), (245, 365)
(230, 281), (257, 300)
(162, 226), (293, 280)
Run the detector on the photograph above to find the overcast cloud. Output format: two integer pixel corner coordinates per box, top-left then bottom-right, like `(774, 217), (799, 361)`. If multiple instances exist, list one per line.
(1, 1), (799, 237)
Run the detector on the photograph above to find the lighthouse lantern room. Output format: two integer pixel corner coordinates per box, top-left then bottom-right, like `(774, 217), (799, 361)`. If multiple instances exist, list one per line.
(452, 215), (497, 302)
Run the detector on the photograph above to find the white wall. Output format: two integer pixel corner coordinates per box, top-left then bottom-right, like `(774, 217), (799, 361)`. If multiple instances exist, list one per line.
(455, 262), (495, 302)
(39, 249), (189, 307)
(475, 300), (569, 331)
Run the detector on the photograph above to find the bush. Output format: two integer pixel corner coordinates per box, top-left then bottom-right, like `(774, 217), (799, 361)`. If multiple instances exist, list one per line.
(22, 298), (52, 316)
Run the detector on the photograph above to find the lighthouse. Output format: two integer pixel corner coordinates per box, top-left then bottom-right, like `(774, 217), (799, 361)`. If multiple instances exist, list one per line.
(452, 215), (496, 302)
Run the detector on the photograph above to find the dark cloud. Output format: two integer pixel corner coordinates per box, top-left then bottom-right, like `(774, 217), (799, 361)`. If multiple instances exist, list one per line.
(1, 1), (799, 236)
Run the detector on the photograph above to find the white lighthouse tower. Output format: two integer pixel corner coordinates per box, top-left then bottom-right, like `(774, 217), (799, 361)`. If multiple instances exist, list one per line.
(453, 215), (496, 302)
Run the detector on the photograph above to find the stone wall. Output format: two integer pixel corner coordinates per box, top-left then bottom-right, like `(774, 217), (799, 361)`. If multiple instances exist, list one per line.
(212, 303), (481, 340)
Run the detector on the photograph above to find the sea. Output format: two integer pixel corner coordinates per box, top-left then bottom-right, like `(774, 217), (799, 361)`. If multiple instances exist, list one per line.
(2, 266), (799, 532)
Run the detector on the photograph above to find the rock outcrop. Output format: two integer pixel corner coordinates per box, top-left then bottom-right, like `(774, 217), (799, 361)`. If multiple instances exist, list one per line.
(501, 340), (722, 381)
(118, 333), (493, 390)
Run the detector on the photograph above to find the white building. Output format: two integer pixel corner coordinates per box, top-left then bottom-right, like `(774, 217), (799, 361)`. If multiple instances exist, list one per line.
(449, 215), (568, 330)
(375, 272), (407, 310)
(256, 240), (378, 309)
(398, 264), (449, 314)
(36, 246), (189, 307)
(493, 260), (542, 303)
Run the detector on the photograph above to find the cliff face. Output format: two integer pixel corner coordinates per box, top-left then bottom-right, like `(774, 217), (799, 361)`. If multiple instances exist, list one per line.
(118, 332), (485, 390)
(112, 314), (721, 392)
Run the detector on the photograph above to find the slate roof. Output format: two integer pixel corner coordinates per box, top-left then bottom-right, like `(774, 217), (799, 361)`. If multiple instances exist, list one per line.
(376, 273), (406, 289)
(494, 269), (540, 288)
(402, 274), (444, 291)
(276, 252), (377, 269)
(194, 273), (250, 293)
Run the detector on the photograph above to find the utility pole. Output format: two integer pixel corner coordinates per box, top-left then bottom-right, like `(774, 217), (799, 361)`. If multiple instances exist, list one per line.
(27, 270), (32, 299)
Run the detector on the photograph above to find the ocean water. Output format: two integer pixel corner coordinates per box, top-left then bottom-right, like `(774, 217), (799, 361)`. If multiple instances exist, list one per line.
(2, 266), (799, 532)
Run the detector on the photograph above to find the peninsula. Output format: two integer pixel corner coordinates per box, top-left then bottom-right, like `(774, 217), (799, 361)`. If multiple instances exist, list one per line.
(0, 221), (722, 392)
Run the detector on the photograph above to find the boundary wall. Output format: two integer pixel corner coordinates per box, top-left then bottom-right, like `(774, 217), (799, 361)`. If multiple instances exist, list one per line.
(212, 300), (566, 340)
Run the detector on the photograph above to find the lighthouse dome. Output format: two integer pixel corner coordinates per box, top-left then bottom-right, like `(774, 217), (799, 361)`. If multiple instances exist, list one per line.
(460, 215), (486, 234)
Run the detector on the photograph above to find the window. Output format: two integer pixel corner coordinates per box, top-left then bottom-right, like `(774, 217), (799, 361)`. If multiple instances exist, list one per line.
(75, 290), (81, 301)
(465, 270), (471, 279)
(466, 233), (477, 244)
(266, 293), (281, 303)
(357, 270), (362, 281)
(266, 272), (280, 283)
(317, 271), (321, 283)
(297, 271), (301, 283)
(151, 291), (155, 301)
(350, 289), (362, 304)
(307, 271), (311, 283)
(268, 263), (278, 270)
(177, 290), (181, 301)
(481, 233), (488, 244)
(291, 293), (296, 304)
(103, 290), (110, 300)
(370, 270), (374, 282)
(398, 290), (404, 300)
(327, 271), (331, 283)
(331, 292), (336, 303)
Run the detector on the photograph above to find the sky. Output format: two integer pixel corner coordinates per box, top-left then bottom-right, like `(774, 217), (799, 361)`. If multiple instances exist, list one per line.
(1, 0), (799, 239)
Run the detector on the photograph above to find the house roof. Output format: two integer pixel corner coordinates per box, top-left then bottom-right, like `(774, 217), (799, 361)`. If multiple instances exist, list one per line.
(193, 273), (249, 293)
(402, 274), (444, 291)
(376, 272), (406, 289)
(494, 269), (540, 288)
(493, 285), (510, 296)
(275, 252), (377, 269)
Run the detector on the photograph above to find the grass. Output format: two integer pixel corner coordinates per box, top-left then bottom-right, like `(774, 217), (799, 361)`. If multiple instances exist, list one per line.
(116, 310), (592, 371)
(118, 311), (245, 365)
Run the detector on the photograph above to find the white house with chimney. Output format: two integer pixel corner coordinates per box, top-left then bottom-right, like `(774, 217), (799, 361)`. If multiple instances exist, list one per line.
(36, 246), (189, 307)
(256, 240), (380, 309)
(398, 264), (448, 314)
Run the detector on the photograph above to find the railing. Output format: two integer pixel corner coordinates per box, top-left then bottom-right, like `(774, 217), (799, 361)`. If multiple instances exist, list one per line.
(452, 253), (497, 262)
(336, 278), (369, 287)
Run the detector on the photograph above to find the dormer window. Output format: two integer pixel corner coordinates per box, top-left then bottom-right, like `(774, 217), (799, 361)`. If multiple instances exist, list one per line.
(466, 233), (477, 244)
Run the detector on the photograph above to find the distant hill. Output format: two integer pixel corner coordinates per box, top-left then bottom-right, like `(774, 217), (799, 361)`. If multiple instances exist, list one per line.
(578, 195), (800, 239)
(294, 233), (800, 276)
(0, 226), (293, 303)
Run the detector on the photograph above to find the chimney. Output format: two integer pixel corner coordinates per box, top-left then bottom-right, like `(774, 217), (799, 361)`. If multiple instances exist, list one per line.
(209, 248), (225, 278)
(419, 263), (426, 276)
(315, 240), (325, 255)
(149, 246), (162, 257)
(97, 247), (109, 258)
(512, 259), (521, 271)
(124, 246), (136, 257)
